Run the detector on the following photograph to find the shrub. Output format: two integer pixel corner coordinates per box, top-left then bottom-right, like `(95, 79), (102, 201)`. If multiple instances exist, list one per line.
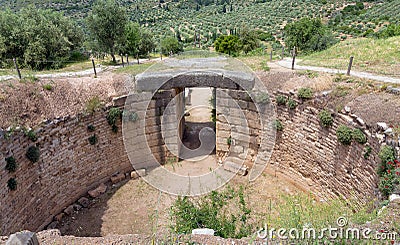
(107, 108), (122, 126)
(377, 146), (396, 177)
(88, 134), (98, 145)
(297, 87), (314, 99)
(336, 125), (352, 145)
(87, 124), (96, 132)
(5, 156), (17, 173)
(363, 146), (372, 159)
(276, 95), (287, 106)
(287, 98), (297, 110)
(318, 110), (333, 127)
(379, 174), (395, 198)
(43, 84), (53, 91)
(26, 146), (40, 163)
(170, 186), (254, 239)
(273, 119), (284, 131)
(25, 129), (38, 142)
(352, 128), (367, 144)
(7, 178), (17, 191)
(107, 108), (122, 133)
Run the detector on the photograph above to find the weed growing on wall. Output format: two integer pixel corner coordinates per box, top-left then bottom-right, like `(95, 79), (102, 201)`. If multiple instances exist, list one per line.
(336, 125), (353, 145)
(276, 95), (287, 106)
(352, 128), (367, 144)
(273, 119), (284, 131)
(7, 178), (17, 191)
(287, 98), (297, 110)
(107, 108), (122, 133)
(5, 156), (17, 173)
(318, 110), (333, 127)
(26, 146), (40, 163)
(297, 87), (314, 100)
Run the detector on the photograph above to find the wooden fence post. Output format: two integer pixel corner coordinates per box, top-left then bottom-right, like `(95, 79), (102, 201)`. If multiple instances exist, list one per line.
(13, 58), (21, 79)
(91, 59), (97, 77)
(121, 55), (124, 67)
(282, 46), (285, 60)
(347, 56), (354, 76)
(126, 54), (129, 66)
(270, 50), (273, 62)
(291, 46), (296, 70)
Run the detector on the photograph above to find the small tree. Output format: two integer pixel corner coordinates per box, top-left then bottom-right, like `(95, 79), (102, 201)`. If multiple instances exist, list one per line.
(284, 17), (337, 53)
(161, 36), (182, 55)
(214, 35), (242, 56)
(86, 0), (128, 63)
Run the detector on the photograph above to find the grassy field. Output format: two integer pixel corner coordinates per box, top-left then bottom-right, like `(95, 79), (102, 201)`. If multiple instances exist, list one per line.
(299, 36), (400, 77)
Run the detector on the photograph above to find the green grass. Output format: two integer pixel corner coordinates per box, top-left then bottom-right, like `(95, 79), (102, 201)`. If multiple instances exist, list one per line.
(114, 62), (154, 75)
(266, 193), (377, 231)
(299, 37), (400, 77)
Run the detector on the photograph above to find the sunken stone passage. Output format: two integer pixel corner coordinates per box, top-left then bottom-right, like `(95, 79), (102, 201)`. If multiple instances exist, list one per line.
(270, 97), (381, 204)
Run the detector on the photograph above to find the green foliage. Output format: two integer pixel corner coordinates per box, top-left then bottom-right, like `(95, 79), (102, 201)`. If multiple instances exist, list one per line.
(24, 129), (38, 142)
(375, 24), (400, 39)
(363, 146), (372, 159)
(260, 61), (270, 72)
(318, 109), (333, 127)
(377, 146), (396, 177)
(352, 128), (367, 144)
(170, 186), (254, 239)
(5, 156), (17, 173)
(86, 96), (102, 114)
(276, 95), (287, 106)
(284, 17), (337, 53)
(42, 84), (53, 91)
(273, 119), (283, 131)
(214, 35), (242, 56)
(0, 7), (83, 70)
(238, 27), (260, 54)
(287, 98), (297, 110)
(88, 134), (98, 145)
(336, 125), (352, 145)
(161, 36), (183, 55)
(26, 146), (40, 163)
(86, 0), (128, 63)
(87, 124), (96, 132)
(297, 87), (314, 100)
(227, 136), (232, 146)
(107, 108), (122, 133)
(7, 178), (17, 191)
(377, 146), (399, 198)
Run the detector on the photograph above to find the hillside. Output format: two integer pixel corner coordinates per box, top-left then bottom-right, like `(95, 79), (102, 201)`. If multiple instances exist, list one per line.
(1, 0), (399, 46)
(299, 36), (400, 77)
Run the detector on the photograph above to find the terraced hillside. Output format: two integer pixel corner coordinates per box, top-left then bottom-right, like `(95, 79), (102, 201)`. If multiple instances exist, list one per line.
(0, 0), (399, 45)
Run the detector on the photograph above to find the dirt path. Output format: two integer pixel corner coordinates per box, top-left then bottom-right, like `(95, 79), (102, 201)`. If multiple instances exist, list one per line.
(277, 58), (400, 84)
(0, 58), (163, 81)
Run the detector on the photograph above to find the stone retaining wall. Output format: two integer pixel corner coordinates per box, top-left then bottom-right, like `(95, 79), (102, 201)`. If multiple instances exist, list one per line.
(271, 93), (381, 203)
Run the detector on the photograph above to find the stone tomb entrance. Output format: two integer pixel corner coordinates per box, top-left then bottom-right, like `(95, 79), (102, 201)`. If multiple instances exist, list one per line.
(122, 55), (276, 195)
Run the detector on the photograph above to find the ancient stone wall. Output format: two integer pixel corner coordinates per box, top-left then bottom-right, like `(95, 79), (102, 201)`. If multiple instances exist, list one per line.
(0, 110), (132, 235)
(0, 89), (178, 235)
(271, 94), (381, 204)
